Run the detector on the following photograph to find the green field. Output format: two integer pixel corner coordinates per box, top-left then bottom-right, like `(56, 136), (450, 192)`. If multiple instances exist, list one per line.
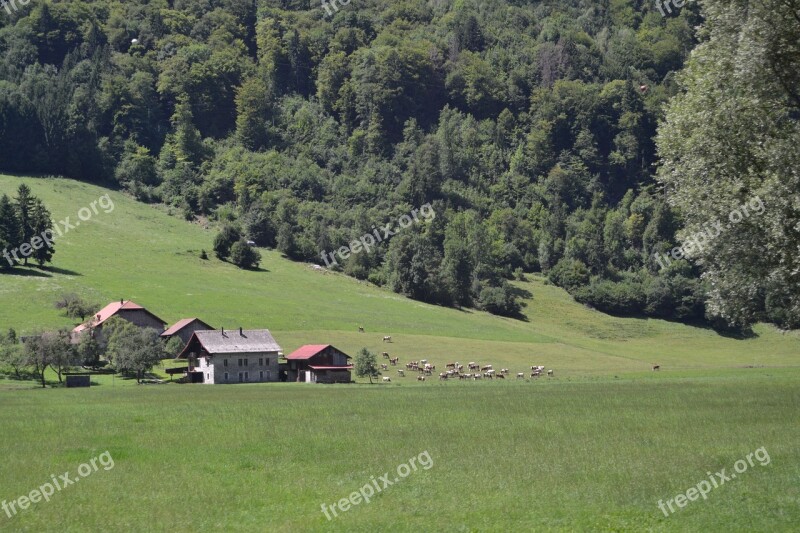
(1, 175), (799, 531)
(0, 372), (798, 531)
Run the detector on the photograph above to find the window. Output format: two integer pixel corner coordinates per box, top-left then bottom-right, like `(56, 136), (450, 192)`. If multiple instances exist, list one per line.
(224, 372), (228, 381)
(259, 358), (263, 366)
(238, 372), (243, 383)
(224, 359), (228, 367)
(245, 358), (249, 366)
(259, 371), (264, 380)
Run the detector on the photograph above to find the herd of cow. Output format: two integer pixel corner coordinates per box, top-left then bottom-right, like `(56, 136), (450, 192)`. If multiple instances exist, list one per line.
(359, 330), (555, 383)
(378, 352), (554, 383)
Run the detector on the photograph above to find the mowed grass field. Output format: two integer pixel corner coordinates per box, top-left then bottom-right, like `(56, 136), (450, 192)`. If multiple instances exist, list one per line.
(0, 175), (799, 531)
(0, 372), (798, 531)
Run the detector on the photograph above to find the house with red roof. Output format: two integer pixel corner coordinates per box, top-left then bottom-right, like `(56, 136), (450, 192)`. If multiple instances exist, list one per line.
(161, 318), (214, 346)
(72, 299), (166, 344)
(284, 344), (353, 383)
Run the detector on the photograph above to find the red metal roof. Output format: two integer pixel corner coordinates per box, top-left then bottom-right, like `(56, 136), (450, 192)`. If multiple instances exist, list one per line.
(308, 366), (353, 371)
(72, 300), (151, 333)
(285, 344), (331, 360)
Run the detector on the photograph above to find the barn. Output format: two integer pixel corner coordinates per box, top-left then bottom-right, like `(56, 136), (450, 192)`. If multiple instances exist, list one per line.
(72, 299), (166, 345)
(284, 345), (353, 383)
(177, 328), (282, 385)
(161, 318), (214, 346)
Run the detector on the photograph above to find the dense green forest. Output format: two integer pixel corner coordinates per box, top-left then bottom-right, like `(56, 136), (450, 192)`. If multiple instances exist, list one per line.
(0, 0), (797, 328)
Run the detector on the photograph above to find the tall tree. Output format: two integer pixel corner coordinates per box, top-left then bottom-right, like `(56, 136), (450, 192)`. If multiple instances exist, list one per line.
(0, 195), (20, 269)
(14, 184), (35, 265)
(656, 0), (800, 329)
(30, 198), (55, 266)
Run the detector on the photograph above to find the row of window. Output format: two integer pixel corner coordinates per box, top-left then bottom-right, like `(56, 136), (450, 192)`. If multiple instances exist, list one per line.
(222, 358), (269, 367)
(222, 371), (270, 382)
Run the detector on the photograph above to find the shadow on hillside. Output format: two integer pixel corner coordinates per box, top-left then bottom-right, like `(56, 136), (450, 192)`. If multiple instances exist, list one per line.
(39, 265), (82, 276)
(1, 266), (52, 277)
(0, 265), (82, 277)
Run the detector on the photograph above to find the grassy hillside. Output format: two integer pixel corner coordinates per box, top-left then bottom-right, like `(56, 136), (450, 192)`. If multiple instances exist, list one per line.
(0, 175), (797, 377)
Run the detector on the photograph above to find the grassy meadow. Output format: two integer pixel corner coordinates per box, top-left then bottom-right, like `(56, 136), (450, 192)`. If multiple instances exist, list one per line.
(0, 371), (798, 531)
(0, 175), (799, 531)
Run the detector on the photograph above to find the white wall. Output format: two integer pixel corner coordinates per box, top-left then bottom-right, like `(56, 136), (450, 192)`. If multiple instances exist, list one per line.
(207, 352), (280, 384)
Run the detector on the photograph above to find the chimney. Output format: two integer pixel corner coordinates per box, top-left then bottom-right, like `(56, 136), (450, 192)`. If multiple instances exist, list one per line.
(239, 327), (243, 336)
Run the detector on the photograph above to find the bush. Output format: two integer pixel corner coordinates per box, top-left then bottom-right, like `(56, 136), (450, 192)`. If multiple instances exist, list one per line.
(548, 258), (590, 292)
(574, 278), (646, 315)
(230, 240), (261, 269)
(213, 224), (241, 260)
(476, 282), (522, 317)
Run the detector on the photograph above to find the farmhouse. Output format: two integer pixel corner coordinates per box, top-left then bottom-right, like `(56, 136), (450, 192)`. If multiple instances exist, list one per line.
(161, 318), (214, 345)
(178, 328), (281, 384)
(285, 344), (353, 383)
(72, 299), (166, 344)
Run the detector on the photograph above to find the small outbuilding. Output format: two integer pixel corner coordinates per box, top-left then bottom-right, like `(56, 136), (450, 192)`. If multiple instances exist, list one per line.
(284, 345), (353, 383)
(161, 318), (214, 346)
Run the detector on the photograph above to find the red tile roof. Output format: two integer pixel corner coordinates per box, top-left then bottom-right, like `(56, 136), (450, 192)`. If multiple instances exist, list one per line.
(285, 344), (331, 360)
(308, 365), (353, 370)
(72, 300), (164, 333)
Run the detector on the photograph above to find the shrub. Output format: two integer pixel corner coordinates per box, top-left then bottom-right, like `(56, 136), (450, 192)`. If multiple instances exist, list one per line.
(548, 258), (590, 292)
(230, 240), (261, 269)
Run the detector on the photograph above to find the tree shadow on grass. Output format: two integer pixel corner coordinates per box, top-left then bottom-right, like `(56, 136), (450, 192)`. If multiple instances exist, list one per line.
(1, 266), (51, 278)
(39, 265), (82, 276)
(0, 265), (82, 277)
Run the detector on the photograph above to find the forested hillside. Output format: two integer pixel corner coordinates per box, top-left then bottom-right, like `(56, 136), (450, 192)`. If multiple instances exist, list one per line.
(0, 0), (795, 328)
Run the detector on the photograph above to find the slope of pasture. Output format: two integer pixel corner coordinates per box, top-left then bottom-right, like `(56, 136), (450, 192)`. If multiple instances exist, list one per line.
(0, 175), (797, 376)
(0, 370), (798, 531)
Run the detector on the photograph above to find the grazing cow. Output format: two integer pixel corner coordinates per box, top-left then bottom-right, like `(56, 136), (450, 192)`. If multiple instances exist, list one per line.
(420, 359), (428, 365)
(380, 364), (388, 370)
(547, 369), (554, 377)
(383, 336), (392, 343)
(439, 372), (448, 380)
(382, 376), (391, 382)
(469, 362), (480, 371)
(496, 373), (505, 379)
(382, 352), (390, 359)
(456, 364), (464, 372)
(390, 357), (399, 366)
(530, 372), (538, 378)
(397, 370), (405, 377)
(446, 363), (456, 369)
(481, 365), (493, 372)
(483, 372), (493, 379)
(473, 373), (482, 380)
(516, 373), (524, 379)
(459, 373), (469, 380)
(500, 368), (509, 375)
(417, 375), (426, 381)
(358, 326), (364, 333)
(652, 365), (660, 371)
